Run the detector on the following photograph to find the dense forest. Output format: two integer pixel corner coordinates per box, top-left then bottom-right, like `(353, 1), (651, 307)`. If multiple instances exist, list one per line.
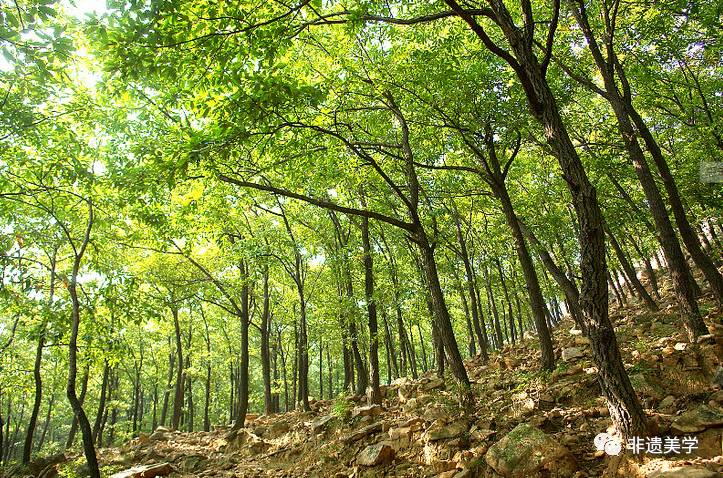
(0, 0), (721, 477)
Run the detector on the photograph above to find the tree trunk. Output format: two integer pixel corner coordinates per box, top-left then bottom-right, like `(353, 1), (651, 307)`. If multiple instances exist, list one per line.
(22, 328), (46, 464)
(445, 0), (647, 435)
(483, 265), (504, 349)
(417, 235), (469, 385)
(606, 227), (658, 311)
(23, 253), (56, 463)
(491, 180), (554, 368)
(416, 323), (428, 372)
(35, 391), (55, 452)
(261, 266), (273, 415)
(607, 271), (624, 308)
(361, 214), (382, 404)
(627, 78), (723, 309)
(457, 279), (477, 357)
(66, 365), (89, 449)
(233, 261), (251, 428)
(66, 204), (100, 477)
(496, 259), (516, 345)
(92, 362), (109, 443)
(201, 308), (212, 431)
(171, 307), (184, 430)
(454, 214), (488, 360)
(382, 310), (399, 379)
(630, 240), (660, 300)
(160, 343), (174, 427)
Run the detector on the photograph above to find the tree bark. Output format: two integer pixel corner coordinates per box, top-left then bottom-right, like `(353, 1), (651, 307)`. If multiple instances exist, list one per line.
(454, 214), (488, 360)
(92, 362), (109, 443)
(444, 0), (647, 436)
(23, 252), (56, 463)
(35, 391), (55, 452)
(487, 165), (554, 368)
(66, 201), (100, 477)
(233, 260), (251, 428)
(160, 346), (174, 427)
(361, 213), (382, 404)
(171, 307), (184, 430)
(260, 266), (273, 415)
(606, 227), (658, 311)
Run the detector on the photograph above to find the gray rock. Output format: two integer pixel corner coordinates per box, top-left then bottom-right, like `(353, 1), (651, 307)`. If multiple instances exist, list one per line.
(561, 347), (584, 361)
(357, 442), (395, 466)
(646, 467), (720, 478)
(485, 423), (576, 478)
(310, 414), (335, 434)
(424, 420), (468, 442)
(352, 404), (383, 419)
(671, 404), (723, 433)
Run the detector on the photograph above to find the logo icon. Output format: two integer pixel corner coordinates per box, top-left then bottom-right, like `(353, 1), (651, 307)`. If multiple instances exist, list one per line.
(594, 432), (622, 456)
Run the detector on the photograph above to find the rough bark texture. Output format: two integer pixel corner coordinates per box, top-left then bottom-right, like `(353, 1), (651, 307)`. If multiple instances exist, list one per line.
(569, 0), (707, 338)
(444, 0), (647, 436)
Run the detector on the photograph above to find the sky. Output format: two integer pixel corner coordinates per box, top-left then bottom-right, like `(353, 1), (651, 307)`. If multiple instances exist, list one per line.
(64, 0), (109, 18)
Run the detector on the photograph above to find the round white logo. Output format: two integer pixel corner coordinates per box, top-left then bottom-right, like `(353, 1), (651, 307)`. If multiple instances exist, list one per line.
(594, 432), (622, 455)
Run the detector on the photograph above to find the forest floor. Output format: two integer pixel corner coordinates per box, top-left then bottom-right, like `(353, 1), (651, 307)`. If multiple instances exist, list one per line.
(20, 271), (723, 478)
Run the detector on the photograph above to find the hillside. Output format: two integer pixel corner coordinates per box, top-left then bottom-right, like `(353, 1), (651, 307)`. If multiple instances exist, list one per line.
(18, 271), (720, 478)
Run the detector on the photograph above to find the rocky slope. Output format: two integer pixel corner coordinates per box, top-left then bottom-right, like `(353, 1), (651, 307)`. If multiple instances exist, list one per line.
(9, 272), (723, 478)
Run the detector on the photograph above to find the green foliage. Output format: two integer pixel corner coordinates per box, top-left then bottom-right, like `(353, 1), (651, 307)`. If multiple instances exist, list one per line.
(0, 0), (720, 468)
(330, 393), (353, 419)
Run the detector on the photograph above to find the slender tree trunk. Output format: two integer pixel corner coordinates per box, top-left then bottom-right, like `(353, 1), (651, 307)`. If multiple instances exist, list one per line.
(23, 328), (46, 464)
(92, 362), (109, 443)
(160, 342), (174, 427)
(606, 227), (658, 311)
(0, 401), (4, 465)
(454, 214), (488, 360)
(260, 266), (273, 415)
(2, 398), (11, 463)
(279, 330), (289, 412)
(382, 310), (399, 379)
(445, 0), (647, 435)
(472, 272), (491, 353)
(628, 87), (723, 308)
(35, 391), (55, 452)
(201, 308), (212, 431)
(361, 214), (382, 404)
(23, 253), (56, 463)
(272, 339), (281, 410)
(326, 346), (333, 399)
(171, 307), (184, 430)
(496, 259), (516, 345)
(416, 323), (428, 372)
(417, 235), (469, 385)
(630, 240), (660, 300)
(491, 180), (554, 368)
(407, 322), (418, 378)
(319, 338), (324, 399)
(151, 384), (158, 431)
(66, 365), (89, 449)
(484, 265), (504, 349)
(457, 279), (477, 357)
(292, 320), (297, 409)
(607, 271), (624, 308)
(66, 204), (100, 477)
(233, 261), (251, 428)
(9, 400), (26, 462)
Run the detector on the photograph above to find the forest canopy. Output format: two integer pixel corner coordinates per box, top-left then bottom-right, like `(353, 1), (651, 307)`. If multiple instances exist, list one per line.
(0, 1), (721, 477)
